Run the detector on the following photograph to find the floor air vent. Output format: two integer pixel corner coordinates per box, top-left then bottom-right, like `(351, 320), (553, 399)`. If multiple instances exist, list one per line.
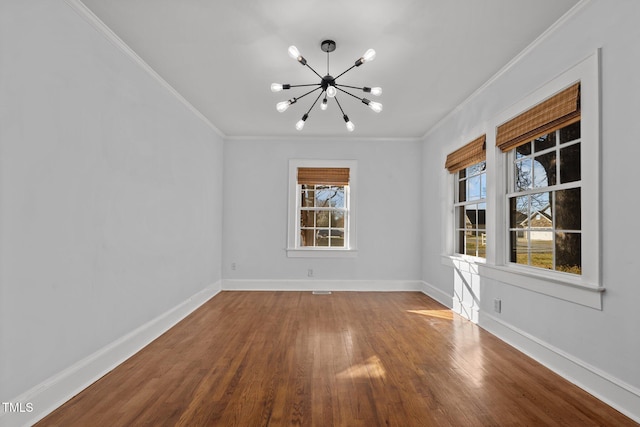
(312, 291), (332, 295)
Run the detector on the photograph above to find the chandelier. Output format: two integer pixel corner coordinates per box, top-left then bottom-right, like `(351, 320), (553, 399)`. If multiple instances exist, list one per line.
(271, 39), (382, 132)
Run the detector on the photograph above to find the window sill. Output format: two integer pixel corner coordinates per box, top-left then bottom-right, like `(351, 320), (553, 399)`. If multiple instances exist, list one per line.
(440, 255), (603, 310)
(286, 248), (358, 258)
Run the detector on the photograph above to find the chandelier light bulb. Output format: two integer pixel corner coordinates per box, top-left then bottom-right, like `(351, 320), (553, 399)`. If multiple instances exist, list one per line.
(295, 114), (309, 131)
(271, 83), (283, 92)
(327, 86), (337, 98)
(276, 101), (290, 113)
(343, 115), (355, 132)
(370, 87), (382, 96)
(362, 49), (376, 63)
(346, 121), (355, 132)
(288, 45), (300, 60)
(320, 98), (328, 110)
(368, 101), (383, 113)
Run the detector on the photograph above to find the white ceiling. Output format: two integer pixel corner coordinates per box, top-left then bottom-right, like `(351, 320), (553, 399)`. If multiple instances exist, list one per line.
(79, 0), (579, 139)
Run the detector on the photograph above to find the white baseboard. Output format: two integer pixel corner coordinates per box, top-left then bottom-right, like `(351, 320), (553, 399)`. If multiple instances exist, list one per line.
(479, 311), (640, 424)
(222, 279), (423, 292)
(0, 282), (221, 427)
(420, 280), (453, 309)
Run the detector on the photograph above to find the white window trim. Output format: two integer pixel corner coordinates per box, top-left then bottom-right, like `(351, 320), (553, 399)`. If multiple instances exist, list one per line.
(286, 159), (358, 258)
(482, 50), (602, 309)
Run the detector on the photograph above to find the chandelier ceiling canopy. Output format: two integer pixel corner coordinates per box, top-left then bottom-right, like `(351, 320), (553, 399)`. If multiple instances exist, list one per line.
(271, 39), (382, 132)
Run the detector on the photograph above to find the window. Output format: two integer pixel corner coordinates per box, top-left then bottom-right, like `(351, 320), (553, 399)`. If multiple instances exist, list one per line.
(446, 135), (487, 258)
(478, 52), (602, 309)
(287, 160), (357, 257)
(299, 175), (347, 248)
(507, 121), (581, 274)
(497, 82), (582, 276)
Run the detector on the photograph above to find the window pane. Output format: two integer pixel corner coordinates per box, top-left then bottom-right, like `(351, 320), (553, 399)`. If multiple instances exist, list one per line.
(560, 121), (580, 143)
(510, 230), (529, 265)
(300, 210), (314, 227)
(477, 203), (486, 230)
(331, 211), (345, 228)
(530, 191), (550, 214)
(330, 230), (345, 247)
(458, 178), (466, 203)
(510, 196), (528, 228)
(555, 188), (581, 230)
(316, 211), (329, 227)
(457, 231), (466, 255)
(467, 175), (481, 200)
(515, 159), (532, 191)
(533, 151), (556, 188)
(457, 206), (466, 229)
(516, 142), (531, 158)
(465, 204), (478, 229)
(316, 229), (329, 246)
(300, 229), (315, 247)
(302, 190), (315, 207)
(467, 161), (486, 176)
(329, 188), (345, 208)
(315, 186), (344, 208)
(480, 173), (487, 199)
(465, 230), (478, 257)
(555, 232), (581, 274)
(534, 132), (556, 152)
(478, 232), (487, 258)
(560, 143), (581, 183)
(530, 232), (553, 270)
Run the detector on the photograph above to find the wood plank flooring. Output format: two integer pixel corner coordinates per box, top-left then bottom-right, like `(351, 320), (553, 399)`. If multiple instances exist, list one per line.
(37, 291), (637, 426)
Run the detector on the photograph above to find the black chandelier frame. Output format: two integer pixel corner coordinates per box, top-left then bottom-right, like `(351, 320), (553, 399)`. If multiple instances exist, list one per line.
(272, 39), (382, 132)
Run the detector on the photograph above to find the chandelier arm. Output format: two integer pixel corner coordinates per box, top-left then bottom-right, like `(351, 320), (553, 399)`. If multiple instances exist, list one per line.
(289, 83), (322, 88)
(336, 87), (364, 102)
(333, 64), (357, 80)
(304, 63), (324, 80)
(336, 84), (365, 91)
(334, 96), (347, 116)
(305, 90), (324, 116)
(295, 86), (323, 102)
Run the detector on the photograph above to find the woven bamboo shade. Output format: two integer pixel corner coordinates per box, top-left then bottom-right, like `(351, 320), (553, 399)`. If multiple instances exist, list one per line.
(445, 135), (486, 173)
(496, 82), (580, 152)
(297, 167), (350, 186)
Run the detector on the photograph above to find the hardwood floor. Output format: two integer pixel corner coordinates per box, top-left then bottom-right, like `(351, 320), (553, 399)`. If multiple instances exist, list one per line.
(37, 291), (636, 426)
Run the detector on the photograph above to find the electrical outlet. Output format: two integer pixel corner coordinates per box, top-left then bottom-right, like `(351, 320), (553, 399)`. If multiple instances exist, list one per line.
(494, 298), (502, 313)
(307, 268), (314, 277)
(231, 262), (236, 271)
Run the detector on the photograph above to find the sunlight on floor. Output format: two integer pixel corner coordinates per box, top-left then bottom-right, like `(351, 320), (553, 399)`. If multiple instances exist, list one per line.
(406, 309), (454, 320)
(337, 355), (386, 379)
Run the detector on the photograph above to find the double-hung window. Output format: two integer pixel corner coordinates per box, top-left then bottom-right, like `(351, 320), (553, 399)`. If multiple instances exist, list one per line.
(506, 121), (581, 274)
(484, 52), (602, 308)
(446, 135), (487, 258)
(287, 159), (357, 257)
(497, 83), (582, 275)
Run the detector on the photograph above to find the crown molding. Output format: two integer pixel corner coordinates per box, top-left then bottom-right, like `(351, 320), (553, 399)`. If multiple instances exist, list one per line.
(63, 0), (226, 139)
(422, 0), (592, 140)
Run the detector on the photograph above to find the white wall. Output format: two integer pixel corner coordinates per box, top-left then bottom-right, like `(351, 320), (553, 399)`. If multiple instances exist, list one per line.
(222, 138), (422, 286)
(422, 0), (640, 419)
(0, 0), (223, 404)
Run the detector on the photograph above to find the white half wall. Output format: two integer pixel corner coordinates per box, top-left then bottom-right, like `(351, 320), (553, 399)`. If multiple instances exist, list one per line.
(422, 0), (640, 421)
(0, 0), (224, 416)
(222, 138), (423, 284)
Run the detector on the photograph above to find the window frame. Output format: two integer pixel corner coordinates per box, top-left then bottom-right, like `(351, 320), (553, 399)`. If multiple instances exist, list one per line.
(453, 160), (487, 259)
(479, 50), (603, 309)
(286, 159), (358, 258)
